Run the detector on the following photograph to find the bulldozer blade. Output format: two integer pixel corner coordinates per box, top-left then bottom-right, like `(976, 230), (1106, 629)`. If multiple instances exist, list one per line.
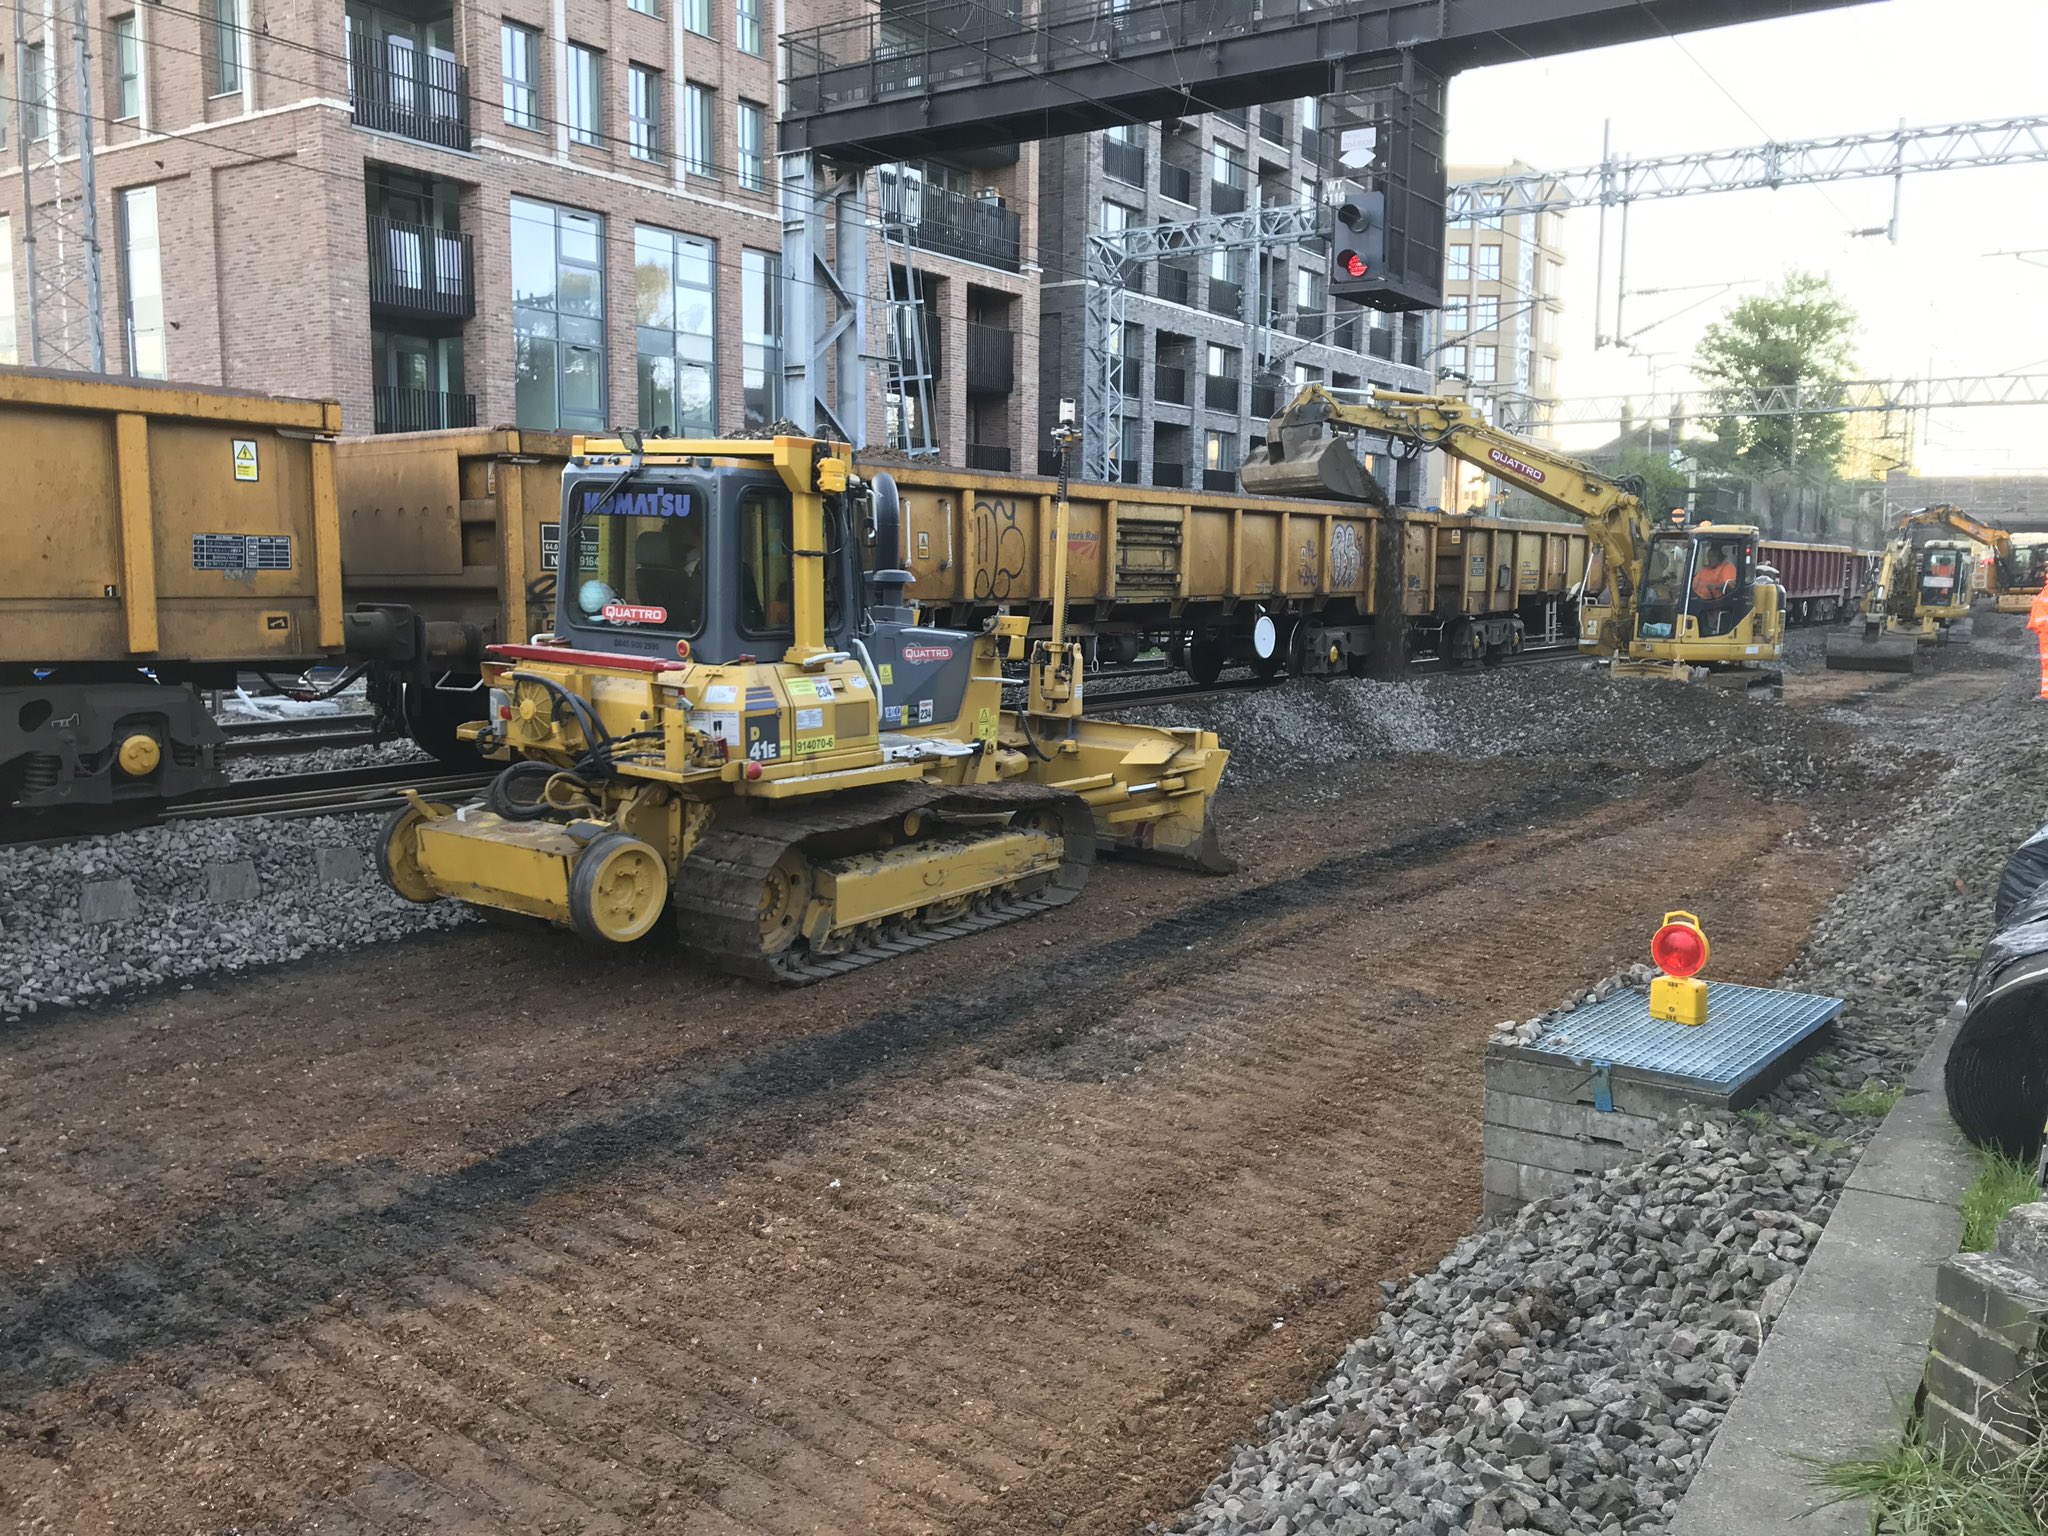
(1824, 628), (1919, 673)
(1241, 426), (1390, 504)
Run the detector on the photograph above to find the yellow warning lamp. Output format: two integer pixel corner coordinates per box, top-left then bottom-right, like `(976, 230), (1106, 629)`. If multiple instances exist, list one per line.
(1649, 911), (1711, 1027)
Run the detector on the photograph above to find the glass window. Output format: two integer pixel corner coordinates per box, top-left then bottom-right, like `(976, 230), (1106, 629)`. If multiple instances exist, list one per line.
(1205, 343), (1237, 379)
(1294, 267), (1316, 310)
(635, 224), (716, 435)
(1105, 121), (1138, 145)
(500, 23), (539, 129)
(736, 0), (761, 54)
(1207, 245), (1242, 285)
(566, 44), (601, 146)
(111, 15), (141, 120)
(630, 0), (658, 15)
(1473, 296), (1499, 332)
(120, 186), (166, 379)
(568, 485), (706, 637)
(1291, 363), (1319, 391)
(629, 65), (662, 162)
(682, 0), (710, 33)
(0, 214), (15, 365)
(1447, 245), (1471, 282)
(511, 197), (606, 432)
(1478, 244), (1502, 281)
(742, 249), (782, 430)
(1204, 432), (1237, 471)
(1472, 344), (1498, 383)
(1443, 297), (1467, 332)
(682, 82), (713, 176)
(1099, 199), (1136, 237)
(1209, 139), (1241, 187)
(737, 99), (767, 191)
(737, 489), (799, 633)
(1299, 95), (1318, 129)
(1441, 344), (1466, 376)
(205, 0), (238, 94)
(23, 44), (50, 140)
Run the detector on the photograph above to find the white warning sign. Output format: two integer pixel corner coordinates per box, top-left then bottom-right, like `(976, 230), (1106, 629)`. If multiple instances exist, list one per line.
(232, 439), (260, 482)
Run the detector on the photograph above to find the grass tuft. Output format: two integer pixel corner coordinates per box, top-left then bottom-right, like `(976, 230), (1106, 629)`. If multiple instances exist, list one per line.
(1836, 1079), (1907, 1119)
(1962, 1151), (2043, 1254)
(1815, 1427), (2048, 1535)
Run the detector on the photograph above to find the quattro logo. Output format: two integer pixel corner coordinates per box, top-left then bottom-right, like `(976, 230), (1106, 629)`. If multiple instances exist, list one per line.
(602, 602), (667, 625)
(901, 644), (954, 664)
(1487, 448), (1546, 483)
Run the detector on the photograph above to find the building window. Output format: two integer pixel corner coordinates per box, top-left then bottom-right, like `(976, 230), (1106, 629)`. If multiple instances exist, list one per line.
(22, 44), (51, 140)
(1205, 342), (1237, 379)
(630, 0), (658, 15)
(1473, 296), (1499, 333)
(1209, 139), (1242, 187)
(737, 99), (767, 191)
(1099, 199), (1136, 238)
(1443, 297), (1467, 332)
(566, 44), (601, 146)
(500, 23), (539, 129)
(1294, 267), (1317, 310)
(682, 0), (710, 35)
(1204, 431), (1237, 471)
(120, 186), (167, 379)
(1299, 95), (1318, 130)
(742, 248), (781, 429)
(1478, 244), (1502, 281)
(735, 0), (761, 54)
(1441, 344), (1466, 376)
(628, 65), (662, 162)
(511, 197), (606, 432)
(1480, 195), (1505, 231)
(0, 214), (15, 365)
(1472, 344), (1498, 383)
(635, 225), (717, 435)
(111, 15), (141, 121)
(1447, 244), (1470, 282)
(1291, 362), (1319, 391)
(204, 0), (239, 95)
(1208, 245), (1242, 285)
(682, 82), (713, 176)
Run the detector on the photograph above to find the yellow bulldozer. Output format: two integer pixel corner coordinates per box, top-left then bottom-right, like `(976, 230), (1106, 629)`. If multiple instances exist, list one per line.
(1826, 505), (2004, 672)
(376, 431), (1231, 982)
(1242, 386), (1785, 684)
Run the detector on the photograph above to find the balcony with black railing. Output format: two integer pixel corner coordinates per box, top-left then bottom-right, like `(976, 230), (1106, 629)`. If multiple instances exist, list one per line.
(878, 171), (1022, 271)
(1299, 126), (1321, 164)
(374, 386), (477, 434)
(965, 322), (1015, 393)
(1202, 373), (1238, 412)
(348, 28), (470, 151)
(965, 443), (1012, 471)
(1102, 136), (1145, 188)
(1210, 181), (1245, 215)
(1159, 161), (1193, 205)
(1205, 278), (1241, 320)
(1158, 264), (1193, 306)
(1250, 382), (1278, 419)
(1293, 309), (1324, 342)
(1152, 461), (1186, 488)
(368, 215), (474, 322)
(1154, 363), (1188, 405)
(1202, 468), (1237, 493)
(1258, 107), (1286, 144)
(1367, 325), (1394, 360)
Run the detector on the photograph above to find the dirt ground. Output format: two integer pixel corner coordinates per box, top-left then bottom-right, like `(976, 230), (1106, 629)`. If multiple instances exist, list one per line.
(0, 641), (2020, 1535)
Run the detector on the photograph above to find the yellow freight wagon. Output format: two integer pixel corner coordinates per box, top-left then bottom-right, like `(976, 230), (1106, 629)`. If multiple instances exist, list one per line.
(0, 367), (342, 809)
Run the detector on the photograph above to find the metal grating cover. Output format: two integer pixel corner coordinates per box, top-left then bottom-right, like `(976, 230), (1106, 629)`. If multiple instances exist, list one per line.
(1522, 983), (1844, 1093)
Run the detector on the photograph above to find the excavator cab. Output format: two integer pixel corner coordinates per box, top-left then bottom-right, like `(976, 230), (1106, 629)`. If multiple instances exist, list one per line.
(1634, 532), (1758, 643)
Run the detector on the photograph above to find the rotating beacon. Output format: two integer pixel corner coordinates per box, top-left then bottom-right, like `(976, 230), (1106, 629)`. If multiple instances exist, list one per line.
(1649, 912), (1712, 1027)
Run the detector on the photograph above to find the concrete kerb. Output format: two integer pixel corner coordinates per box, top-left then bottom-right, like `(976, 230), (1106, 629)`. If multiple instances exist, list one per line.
(1668, 1011), (1974, 1536)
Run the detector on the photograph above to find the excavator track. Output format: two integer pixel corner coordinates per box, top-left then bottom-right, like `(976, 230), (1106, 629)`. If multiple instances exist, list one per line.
(672, 781), (1096, 985)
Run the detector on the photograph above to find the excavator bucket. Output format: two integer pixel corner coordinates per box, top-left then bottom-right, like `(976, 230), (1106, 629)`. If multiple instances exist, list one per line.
(1241, 418), (1390, 504)
(1825, 624), (1919, 673)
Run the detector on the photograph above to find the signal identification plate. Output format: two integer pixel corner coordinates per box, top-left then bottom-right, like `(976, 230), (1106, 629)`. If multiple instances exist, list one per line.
(192, 533), (293, 571)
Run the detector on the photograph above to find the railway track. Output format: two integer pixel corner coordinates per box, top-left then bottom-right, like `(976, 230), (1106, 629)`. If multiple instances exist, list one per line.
(221, 714), (382, 758)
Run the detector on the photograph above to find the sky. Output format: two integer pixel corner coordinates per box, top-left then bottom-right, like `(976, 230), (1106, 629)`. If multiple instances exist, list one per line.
(1443, 0), (2048, 474)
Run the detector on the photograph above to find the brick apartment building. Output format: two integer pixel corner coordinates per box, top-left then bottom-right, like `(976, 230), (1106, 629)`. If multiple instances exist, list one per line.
(0, 0), (1039, 454)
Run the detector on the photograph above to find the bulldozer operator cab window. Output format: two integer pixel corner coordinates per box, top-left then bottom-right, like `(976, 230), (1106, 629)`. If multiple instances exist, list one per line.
(736, 487), (844, 637)
(1637, 536), (1753, 639)
(568, 483), (706, 637)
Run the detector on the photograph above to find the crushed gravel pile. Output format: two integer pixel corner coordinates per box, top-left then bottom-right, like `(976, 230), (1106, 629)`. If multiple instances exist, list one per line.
(1166, 641), (2043, 1536)
(227, 737), (433, 780)
(0, 814), (473, 1021)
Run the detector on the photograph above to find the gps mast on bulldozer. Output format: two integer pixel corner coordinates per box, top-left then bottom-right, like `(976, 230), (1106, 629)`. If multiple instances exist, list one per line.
(1241, 386), (1786, 685)
(375, 429), (1231, 982)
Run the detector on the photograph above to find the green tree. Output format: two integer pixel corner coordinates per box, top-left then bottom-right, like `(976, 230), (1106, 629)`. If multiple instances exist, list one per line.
(1695, 273), (1859, 476)
(1613, 447), (1693, 518)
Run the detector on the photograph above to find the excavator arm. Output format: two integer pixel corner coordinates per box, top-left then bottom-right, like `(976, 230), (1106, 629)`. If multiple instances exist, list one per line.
(1243, 385), (1654, 653)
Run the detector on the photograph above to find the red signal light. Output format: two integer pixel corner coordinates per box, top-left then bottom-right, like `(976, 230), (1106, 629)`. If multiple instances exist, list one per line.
(1651, 915), (1709, 979)
(1343, 252), (1368, 279)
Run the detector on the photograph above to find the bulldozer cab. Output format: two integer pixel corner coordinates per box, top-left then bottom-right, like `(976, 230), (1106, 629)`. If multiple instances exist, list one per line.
(554, 463), (855, 664)
(1635, 530), (1758, 642)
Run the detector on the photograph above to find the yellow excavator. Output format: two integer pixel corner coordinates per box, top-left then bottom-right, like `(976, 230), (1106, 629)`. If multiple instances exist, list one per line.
(1242, 386), (1784, 684)
(375, 430), (1230, 982)
(1826, 504), (2006, 671)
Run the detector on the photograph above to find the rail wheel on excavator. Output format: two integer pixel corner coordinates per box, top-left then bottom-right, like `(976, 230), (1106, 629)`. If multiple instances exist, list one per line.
(375, 428), (1231, 983)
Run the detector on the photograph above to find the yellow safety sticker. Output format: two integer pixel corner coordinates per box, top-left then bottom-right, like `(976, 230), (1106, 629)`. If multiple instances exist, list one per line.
(878, 663), (894, 685)
(975, 707), (995, 743)
(232, 439), (259, 481)
(787, 677), (820, 701)
(794, 734), (835, 756)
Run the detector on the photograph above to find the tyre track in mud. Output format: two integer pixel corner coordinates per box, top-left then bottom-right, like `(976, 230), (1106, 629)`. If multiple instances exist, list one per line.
(0, 755), (1860, 1536)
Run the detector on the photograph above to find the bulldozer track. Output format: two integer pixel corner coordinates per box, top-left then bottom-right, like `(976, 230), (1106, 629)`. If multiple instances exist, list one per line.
(673, 782), (1096, 984)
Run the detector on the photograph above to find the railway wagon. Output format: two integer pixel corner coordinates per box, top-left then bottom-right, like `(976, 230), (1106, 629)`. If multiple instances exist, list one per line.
(0, 367), (345, 809)
(883, 463), (1590, 681)
(1760, 539), (1875, 624)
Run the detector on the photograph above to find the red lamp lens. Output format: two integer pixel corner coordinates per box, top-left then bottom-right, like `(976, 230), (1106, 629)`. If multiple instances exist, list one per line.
(1652, 922), (1707, 978)
(1344, 253), (1367, 278)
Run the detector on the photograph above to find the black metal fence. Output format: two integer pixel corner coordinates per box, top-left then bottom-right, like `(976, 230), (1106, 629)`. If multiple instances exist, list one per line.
(1102, 136), (1145, 187)
(965, 323), (1015, 392)
(367, 215), (474, 321)
(1153, 363), (1187, 405)
(877, 171), (1021, 270)
(348, 29), (470, 151)
(374, 386), (477, 434)
(965, 443), (1012, 471)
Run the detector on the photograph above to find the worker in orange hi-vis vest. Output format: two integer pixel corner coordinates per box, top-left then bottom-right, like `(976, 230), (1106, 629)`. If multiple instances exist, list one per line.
(2030, 585), (2048, 700)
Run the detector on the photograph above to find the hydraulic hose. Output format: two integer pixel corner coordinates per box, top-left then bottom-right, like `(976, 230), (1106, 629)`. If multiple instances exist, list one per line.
(487, 760), (563, 821)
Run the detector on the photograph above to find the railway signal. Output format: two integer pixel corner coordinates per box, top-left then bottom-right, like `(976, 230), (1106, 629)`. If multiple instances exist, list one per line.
(1649, 911), (1712, 1027)
(1331, 190), (1387, 296)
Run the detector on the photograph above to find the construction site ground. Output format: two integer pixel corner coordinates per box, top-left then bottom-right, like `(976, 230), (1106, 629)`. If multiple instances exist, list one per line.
(0, 626), (2021, 1535)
